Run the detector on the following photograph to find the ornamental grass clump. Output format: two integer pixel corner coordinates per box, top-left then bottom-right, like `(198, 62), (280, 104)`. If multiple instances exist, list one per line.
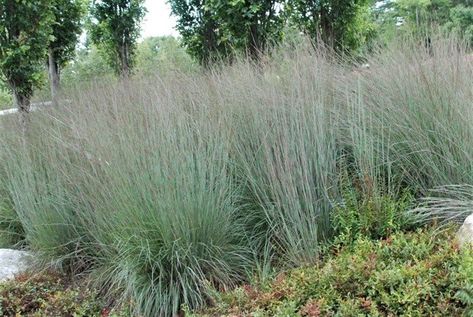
(0, 36), (471, 316)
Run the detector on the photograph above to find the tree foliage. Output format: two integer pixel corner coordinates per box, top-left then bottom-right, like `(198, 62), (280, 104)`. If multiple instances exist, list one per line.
(445, 2), (473, 43)
(170, 0), (285, 64)
(0, 0), (53, 110)
(171, 0), (379, 61)
(135, 36), (196, 74)
(61, 44), (115, 87)
(376, 0), (473, 44)
(169, 0), (228, 66)
(48, 0), (85, 101)
(61, 36), (196, 87)
(50, 0), (85, 69)
(89, 0), (146, 76)
(208, 0), (286, 58)
(288, 0), (376, 52)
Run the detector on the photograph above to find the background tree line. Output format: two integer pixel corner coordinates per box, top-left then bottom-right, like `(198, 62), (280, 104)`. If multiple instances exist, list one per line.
(171, 0), (472, 63)
(1, 0), (472, 113)
(0, 0), (146, 114)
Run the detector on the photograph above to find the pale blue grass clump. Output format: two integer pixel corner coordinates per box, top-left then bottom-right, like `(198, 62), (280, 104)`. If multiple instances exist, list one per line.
(0, 36), (471, 316)
(342, 38), (473, 194)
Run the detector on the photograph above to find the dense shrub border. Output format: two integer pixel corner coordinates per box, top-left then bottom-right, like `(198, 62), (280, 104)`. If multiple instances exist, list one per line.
(195, 228), (473, 317)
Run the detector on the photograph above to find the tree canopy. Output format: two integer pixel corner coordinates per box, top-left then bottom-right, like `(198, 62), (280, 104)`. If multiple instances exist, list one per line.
(50, 0), (85, 70)
(170, 0), (380, 62)
(0, 0), (53, 110)
(169, 0), (228, 66)
(376, 0), (473, 44)
(448, 3), (473, 42)
(48, 0), (85, 100)
(170, 0), (286, 63)
(288, 0), (376, 52)
(135, 36), (196, 74)
(89, 0), (146, 76)
(208, 0), (285, 58)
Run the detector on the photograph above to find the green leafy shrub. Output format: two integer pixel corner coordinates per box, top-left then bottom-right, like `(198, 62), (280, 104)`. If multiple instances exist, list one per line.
(456, 248), (473, 316)
(199, 228), (473, 317)
(332, 187), (414, 245)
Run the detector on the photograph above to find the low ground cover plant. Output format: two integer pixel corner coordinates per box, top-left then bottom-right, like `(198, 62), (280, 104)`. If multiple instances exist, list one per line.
(196, 227), (473, 317)
(0, 272), (129, 316)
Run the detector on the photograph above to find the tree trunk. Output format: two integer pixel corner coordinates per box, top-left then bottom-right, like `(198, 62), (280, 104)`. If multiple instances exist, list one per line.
(202, 17), (218, 67)
(119, 42), (131, 78)
(48, 48), (60, 107)
(13, 89), (31, 139)
(319, 4), (334, 49)
(249, 22), (261, 60)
